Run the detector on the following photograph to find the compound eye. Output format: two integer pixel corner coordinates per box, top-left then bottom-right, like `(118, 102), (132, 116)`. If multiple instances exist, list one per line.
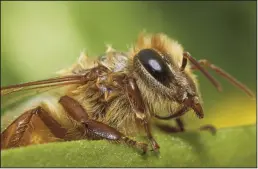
(136, 48), (173, 85)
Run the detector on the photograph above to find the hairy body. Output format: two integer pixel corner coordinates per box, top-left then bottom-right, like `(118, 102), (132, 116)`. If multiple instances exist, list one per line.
(1, 33), (253, 151)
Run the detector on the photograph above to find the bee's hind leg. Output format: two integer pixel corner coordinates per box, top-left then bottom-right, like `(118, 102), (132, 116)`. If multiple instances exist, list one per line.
(59, 95), (148, 153)
(1, 106), (67, 150)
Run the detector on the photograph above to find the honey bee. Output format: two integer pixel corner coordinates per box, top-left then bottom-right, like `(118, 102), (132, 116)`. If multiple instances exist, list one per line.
(1, 33), (254, 152)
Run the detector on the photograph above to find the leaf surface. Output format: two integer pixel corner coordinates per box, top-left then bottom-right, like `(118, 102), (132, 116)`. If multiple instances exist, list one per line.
(1, 125), (256, 167)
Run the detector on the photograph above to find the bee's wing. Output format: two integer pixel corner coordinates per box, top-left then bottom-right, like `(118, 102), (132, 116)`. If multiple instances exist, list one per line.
(1, 74), (85, 96)
(1, 85), (63, 113)
(1, 74), (87, 112)
(1, 74), (88, 131)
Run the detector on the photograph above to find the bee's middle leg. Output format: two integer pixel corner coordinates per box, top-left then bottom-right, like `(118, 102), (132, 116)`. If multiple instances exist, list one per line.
(59, 95), (148, 153)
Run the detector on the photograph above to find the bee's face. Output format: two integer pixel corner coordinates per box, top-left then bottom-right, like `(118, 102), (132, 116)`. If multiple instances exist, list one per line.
(133, 48), (197, 96)
(133, 48), (203, 118)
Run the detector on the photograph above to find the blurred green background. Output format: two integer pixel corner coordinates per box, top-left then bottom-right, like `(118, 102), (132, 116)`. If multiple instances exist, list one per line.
(0, 1), (256, 167)
(1, 1), (256, 130)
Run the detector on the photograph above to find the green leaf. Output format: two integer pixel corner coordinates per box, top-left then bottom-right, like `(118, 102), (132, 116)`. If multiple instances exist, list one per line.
(1, 125), (256, 167)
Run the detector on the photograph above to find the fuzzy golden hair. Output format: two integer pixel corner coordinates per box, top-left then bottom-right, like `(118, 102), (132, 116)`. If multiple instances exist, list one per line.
(128, 33), (201, 117)
(131, 32), (198, 84)
(2, 33), (202, 138)
(55, 32), (202, 135)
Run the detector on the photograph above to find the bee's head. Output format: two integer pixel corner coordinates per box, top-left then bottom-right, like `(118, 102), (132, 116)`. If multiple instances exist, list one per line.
(131, 32), (254, 118)
(131, 33), (203, 118)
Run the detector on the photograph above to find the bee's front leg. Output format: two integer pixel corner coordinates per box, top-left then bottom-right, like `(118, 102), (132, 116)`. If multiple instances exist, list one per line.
(142, 120), (160, 151)
(153, 106), (216, 134)
(59, 95), (148, 153)
(199, 124), (216, 135)
(155, 117), (216, 135)
(125, 78), (160, 151)
(176, 118), (216, 135)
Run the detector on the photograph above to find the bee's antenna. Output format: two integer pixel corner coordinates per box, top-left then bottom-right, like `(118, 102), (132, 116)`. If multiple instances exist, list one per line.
(183, 52), (223, 92)
(192, 59), (255, 98)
